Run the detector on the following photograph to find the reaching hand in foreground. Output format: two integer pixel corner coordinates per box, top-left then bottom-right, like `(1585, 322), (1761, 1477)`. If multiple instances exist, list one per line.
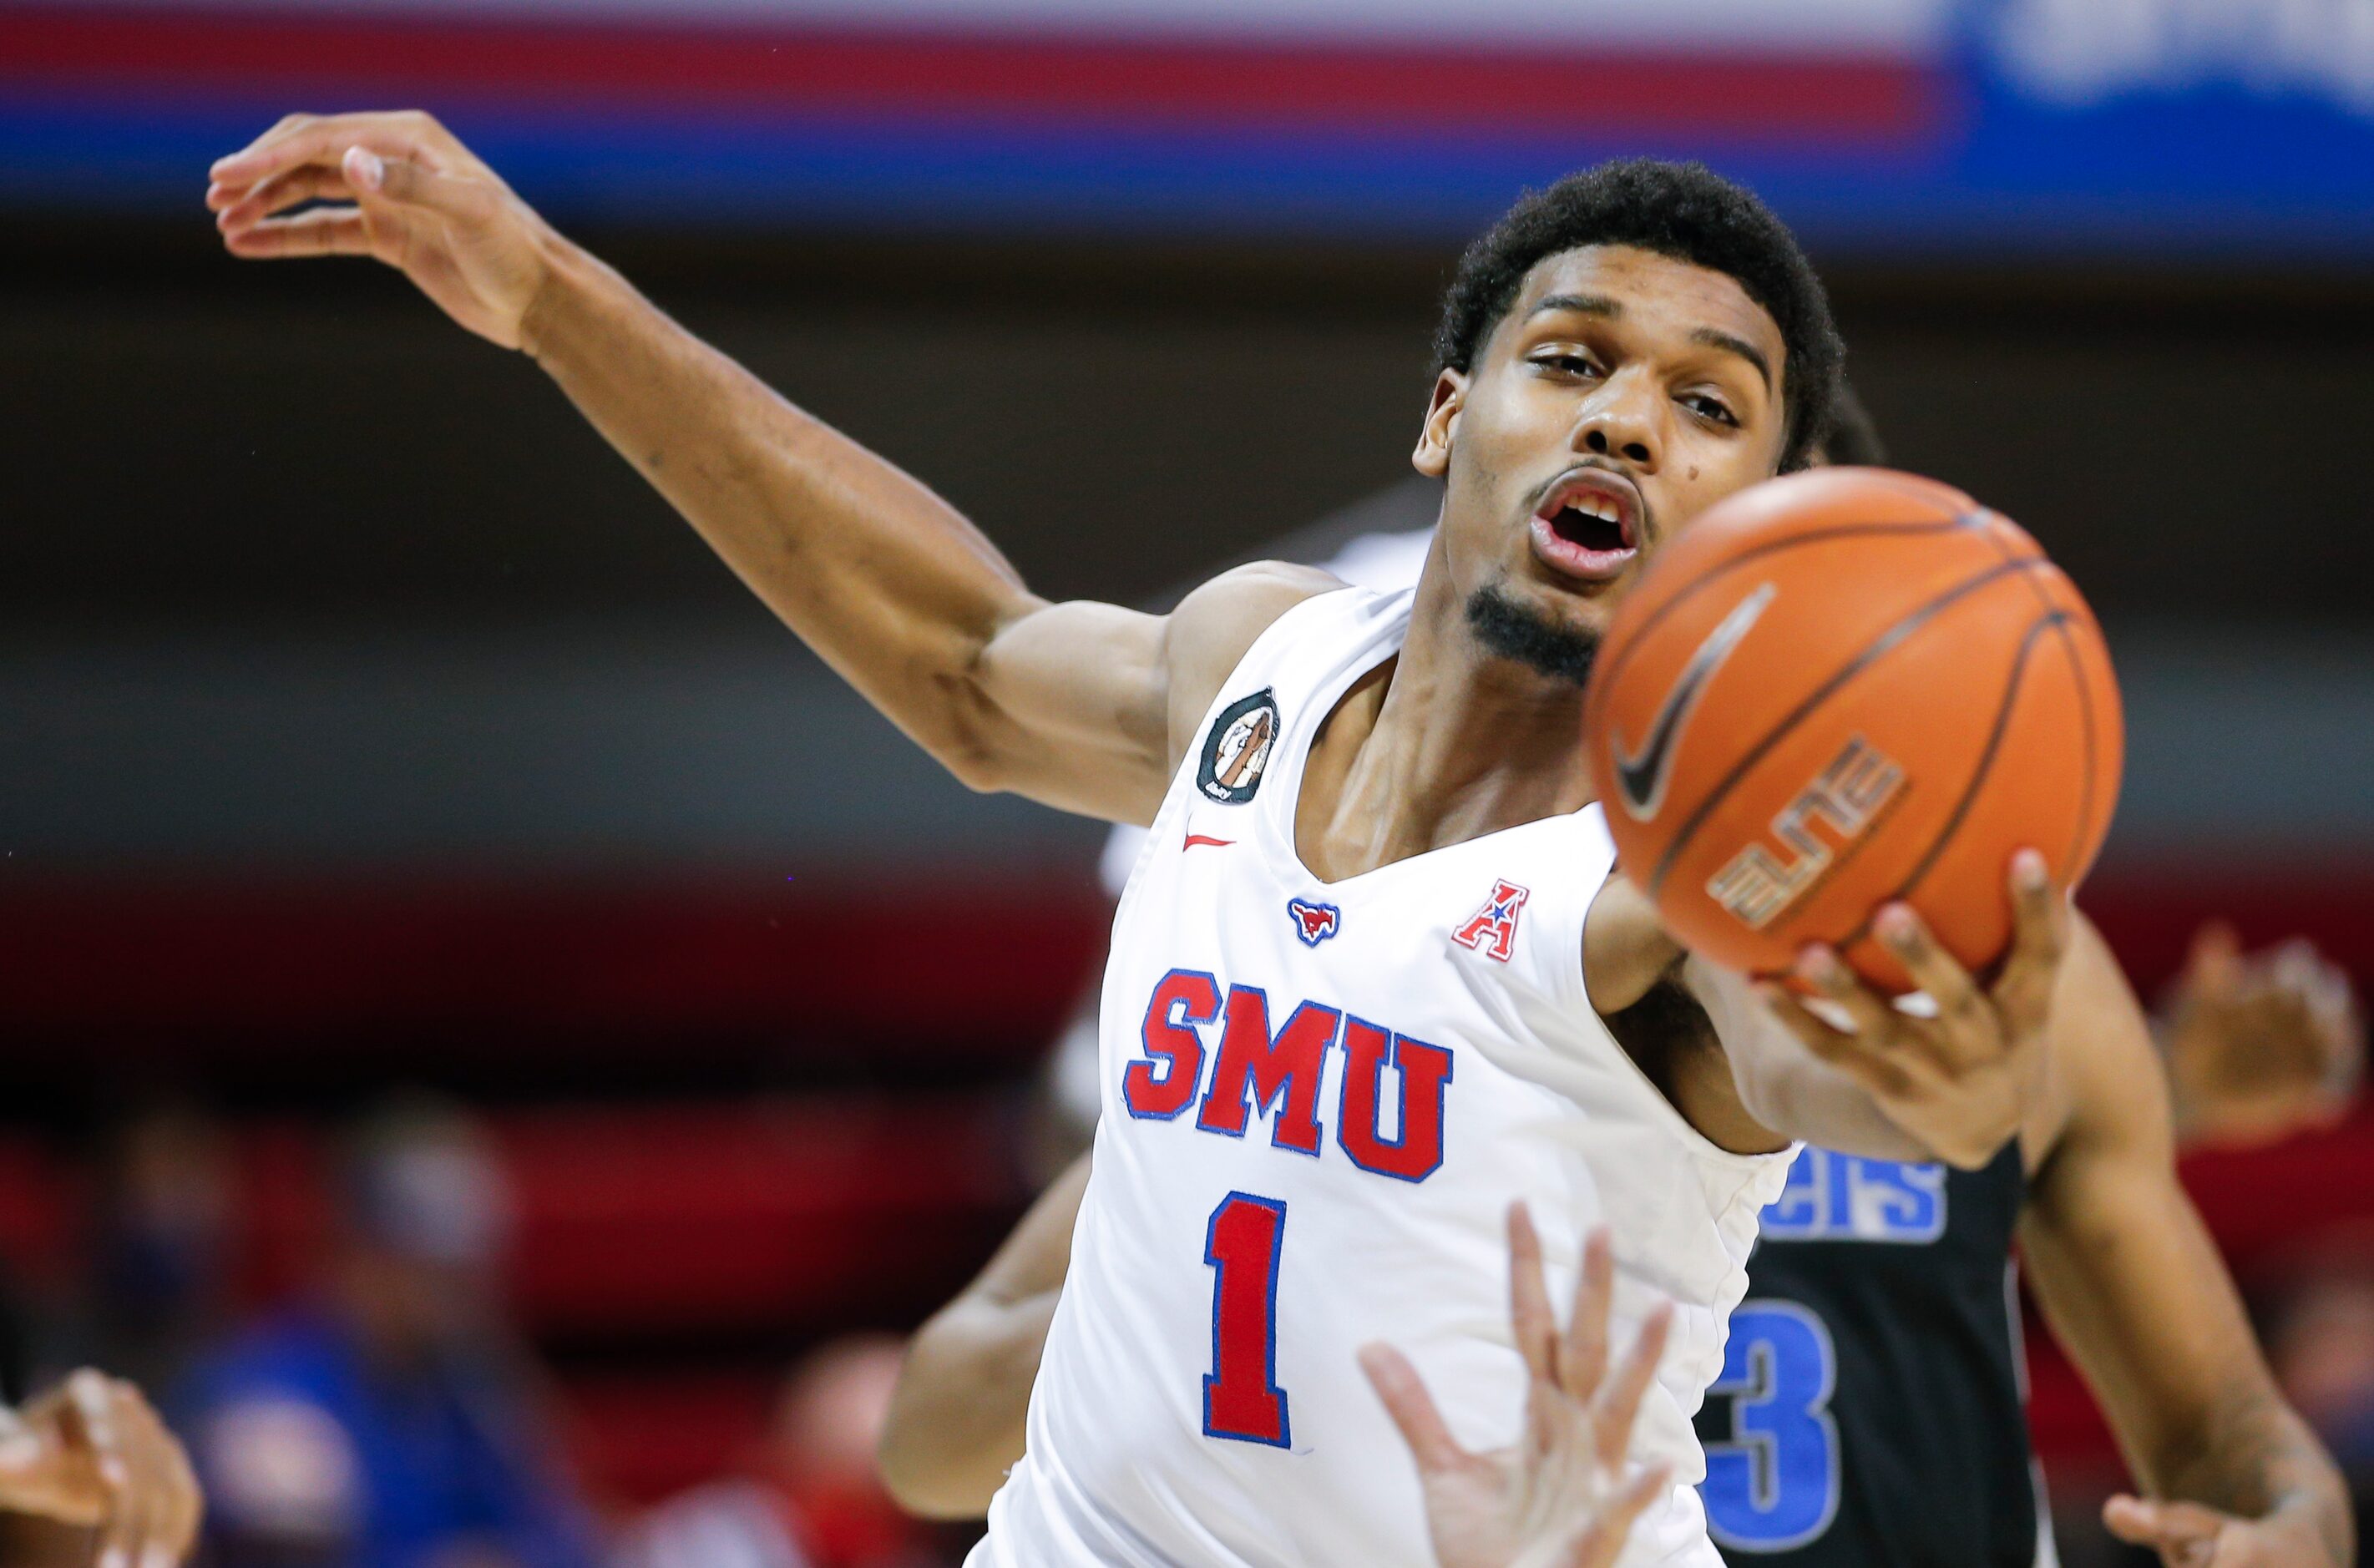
(1359, 1208), (1675, 1568)
(0, 1370), (203, 1568)
(1754, 849), (2068, 1169)
(207, 112), (561, 351)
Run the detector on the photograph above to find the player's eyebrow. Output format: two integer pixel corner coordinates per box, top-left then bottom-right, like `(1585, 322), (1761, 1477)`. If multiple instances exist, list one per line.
(1526, 293), (1622, 321)
(1690, 326), (1773, 392)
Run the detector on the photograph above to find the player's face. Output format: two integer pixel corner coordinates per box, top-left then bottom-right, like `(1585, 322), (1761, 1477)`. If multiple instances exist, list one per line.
(1414, 245), (1788, 663)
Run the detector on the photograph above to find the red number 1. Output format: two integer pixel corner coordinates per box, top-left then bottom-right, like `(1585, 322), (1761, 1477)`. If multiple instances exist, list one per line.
(1203, 1191), (1290, 1447)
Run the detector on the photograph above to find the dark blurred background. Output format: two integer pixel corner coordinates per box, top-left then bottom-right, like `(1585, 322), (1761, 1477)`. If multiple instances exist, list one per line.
(4, 3), (2374, 1565)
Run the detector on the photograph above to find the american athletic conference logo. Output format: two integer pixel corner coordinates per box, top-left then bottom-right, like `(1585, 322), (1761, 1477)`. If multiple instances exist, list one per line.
(1452, 879), (1530, 963)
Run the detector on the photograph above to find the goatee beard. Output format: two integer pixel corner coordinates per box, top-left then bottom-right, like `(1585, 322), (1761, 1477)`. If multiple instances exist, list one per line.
(1465, 582), (1602, 688)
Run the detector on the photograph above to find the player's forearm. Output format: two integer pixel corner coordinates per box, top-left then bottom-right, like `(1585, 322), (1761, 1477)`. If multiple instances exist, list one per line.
(519, 238), (1043, 784)
(1682, 956), (1942, 1165)
(879, 1290), (1055, 1519)
(2020, 1056), (2351, 1568)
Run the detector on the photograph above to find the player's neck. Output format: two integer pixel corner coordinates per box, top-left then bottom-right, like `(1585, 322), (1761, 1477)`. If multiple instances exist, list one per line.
(1295, 585), (1596, 882)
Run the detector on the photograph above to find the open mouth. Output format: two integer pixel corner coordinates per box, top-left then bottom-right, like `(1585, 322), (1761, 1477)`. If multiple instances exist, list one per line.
(1529, 469), (1643, 583)
(1550, 495), (1631, 554)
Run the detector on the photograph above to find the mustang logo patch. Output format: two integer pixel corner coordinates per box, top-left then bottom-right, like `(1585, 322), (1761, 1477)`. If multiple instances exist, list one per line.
(1287, 898), (1342, 947)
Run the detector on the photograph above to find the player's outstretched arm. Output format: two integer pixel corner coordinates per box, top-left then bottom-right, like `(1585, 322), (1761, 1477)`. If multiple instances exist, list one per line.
(879, 1154), (1088, 1518)
(1588, 849), (2068, 1168)
(1665, 850), (2065, 1170)
(1740, 849), (2066, 1170)
(0, 1370), (204, 1568)
(205, 114), (1321, 822)
(2021, 922), (2351, 1568)
(1359, 1208), (1675, 1568)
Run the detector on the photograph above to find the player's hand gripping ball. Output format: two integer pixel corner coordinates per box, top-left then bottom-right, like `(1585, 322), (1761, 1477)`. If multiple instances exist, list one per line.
(1582, 468), (2122, 994)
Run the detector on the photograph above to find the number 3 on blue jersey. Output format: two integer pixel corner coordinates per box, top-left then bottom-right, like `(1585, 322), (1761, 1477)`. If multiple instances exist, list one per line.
(1699, 1300), (1840, 1552)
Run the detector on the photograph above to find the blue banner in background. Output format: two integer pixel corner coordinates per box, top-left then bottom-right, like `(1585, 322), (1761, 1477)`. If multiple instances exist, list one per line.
(3, 0), (2371, 256)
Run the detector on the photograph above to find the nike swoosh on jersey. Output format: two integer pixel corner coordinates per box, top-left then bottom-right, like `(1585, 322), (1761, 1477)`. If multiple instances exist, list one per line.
(1610, 582), (1776, 822)
(1182, 833), (1238, 850)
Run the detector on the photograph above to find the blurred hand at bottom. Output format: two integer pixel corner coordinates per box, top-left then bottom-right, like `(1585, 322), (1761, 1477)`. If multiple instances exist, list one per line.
(1359, 1208), (1675, 1568)
(0, 1370), (203, 1568)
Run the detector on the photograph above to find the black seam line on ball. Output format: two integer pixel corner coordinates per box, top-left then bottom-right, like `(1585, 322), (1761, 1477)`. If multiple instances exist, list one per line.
(1973, 519), (2109, 885)
(1831, 609), (2072, 962)
(1643, 554), (2052, 902)
(1587, 510), (1986, 737)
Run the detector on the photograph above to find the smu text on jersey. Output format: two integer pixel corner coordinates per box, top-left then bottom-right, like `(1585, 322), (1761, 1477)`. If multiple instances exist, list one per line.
(1121, 969), (1453, 1183)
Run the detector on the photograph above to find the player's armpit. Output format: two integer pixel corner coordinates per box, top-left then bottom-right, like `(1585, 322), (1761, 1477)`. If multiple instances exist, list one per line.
(1679, 956), (1934, 1163)
(879, 1154), (1091, 1520)
(2020, 928), (2352, 1567)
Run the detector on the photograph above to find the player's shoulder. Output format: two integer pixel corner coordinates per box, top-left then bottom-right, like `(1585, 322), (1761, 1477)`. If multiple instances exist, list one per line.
(1161, 560), (1345, 756)
(1580, 871), (1684, 1015)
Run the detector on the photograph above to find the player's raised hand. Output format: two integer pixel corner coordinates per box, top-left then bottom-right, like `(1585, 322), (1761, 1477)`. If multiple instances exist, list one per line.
(1359, 1210), (1674, 1568)
(0, 1370), (204, 1568)
(2159, 923), (2363, 1149)
(206, 112), (559, 349)
(1753, 847), (2065, 1169)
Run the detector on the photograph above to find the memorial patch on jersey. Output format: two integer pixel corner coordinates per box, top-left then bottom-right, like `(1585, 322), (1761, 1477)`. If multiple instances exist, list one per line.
(1759, 1146), (1946, 1243)
(1286, 897), (1340, 947)
(1451, 878), (1530, 962)
(1197, 690), (1279, 804)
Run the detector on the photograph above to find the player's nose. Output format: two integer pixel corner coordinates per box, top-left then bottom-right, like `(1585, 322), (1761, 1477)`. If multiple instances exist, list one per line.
(1572, 376), (1662, 473)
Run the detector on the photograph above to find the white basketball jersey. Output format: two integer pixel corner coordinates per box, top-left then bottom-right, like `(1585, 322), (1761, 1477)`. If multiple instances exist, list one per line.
(974, 586), (1792, 1568)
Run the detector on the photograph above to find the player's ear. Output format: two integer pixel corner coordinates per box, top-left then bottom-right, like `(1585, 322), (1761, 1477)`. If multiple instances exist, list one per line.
(1412, 369), (1465, 478)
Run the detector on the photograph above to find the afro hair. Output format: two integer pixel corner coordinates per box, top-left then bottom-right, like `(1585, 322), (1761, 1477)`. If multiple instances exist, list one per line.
(1433, 159), (1845, 472)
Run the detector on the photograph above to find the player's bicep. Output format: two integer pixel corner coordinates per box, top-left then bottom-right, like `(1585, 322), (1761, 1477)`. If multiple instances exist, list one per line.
(968, 599), (1174, 824)
(964, 564), (1335, 827)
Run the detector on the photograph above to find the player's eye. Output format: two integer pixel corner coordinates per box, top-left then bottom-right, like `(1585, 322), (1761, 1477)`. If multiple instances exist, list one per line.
(1681, 392), (1739, 428)
(1532, 350), (1602, 379)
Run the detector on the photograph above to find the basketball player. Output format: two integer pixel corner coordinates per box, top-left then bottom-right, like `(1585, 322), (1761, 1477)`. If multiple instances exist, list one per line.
(0, 1369), (204, 1568)
(211, 125), (2137, 1564)
(878, 404), (2359, 1566)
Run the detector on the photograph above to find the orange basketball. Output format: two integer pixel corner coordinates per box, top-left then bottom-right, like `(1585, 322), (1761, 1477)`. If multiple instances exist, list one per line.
(1582, 467), (2123, 993)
